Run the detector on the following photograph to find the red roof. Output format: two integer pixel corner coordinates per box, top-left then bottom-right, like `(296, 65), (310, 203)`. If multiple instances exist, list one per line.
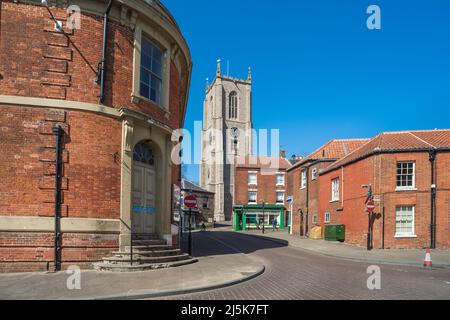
(288, 139), (370, 171)
(324, 129), (450, 173)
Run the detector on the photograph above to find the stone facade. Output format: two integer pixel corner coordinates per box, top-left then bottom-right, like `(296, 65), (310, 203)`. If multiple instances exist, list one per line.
(0, 0), (192, 272)
(200, 64), (252, 222)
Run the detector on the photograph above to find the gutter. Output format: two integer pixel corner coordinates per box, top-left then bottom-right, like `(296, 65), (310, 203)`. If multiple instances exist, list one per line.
(429, 149), (437, 249)
(98, 0), (114, 104)
(320, 147), (450, 175)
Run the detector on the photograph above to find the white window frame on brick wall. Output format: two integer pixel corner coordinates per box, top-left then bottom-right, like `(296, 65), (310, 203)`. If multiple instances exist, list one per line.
(276, 173), (285, 186)
(395, 205), (416, 238)
(331, 178), (339, 202)
(312, 214), (318, 225)
(276, 191), (285, 205)
(301, 170), (307, 189)
(132, 23), (171, 111)
(311, 168), (318, 181)
(396, 162), (416, 191)
(324, 212), (331, 224)
(248, 191), (257, 204)
(248, 172), (257, 185)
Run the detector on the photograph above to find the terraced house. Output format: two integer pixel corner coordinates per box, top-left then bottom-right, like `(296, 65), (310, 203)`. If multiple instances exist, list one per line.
(286, 139), (369, 237)
(318, 130), (450, 250)
(0, 0), (192, 272)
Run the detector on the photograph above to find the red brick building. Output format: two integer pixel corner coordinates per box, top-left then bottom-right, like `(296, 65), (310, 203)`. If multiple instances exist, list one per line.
(233, 156), (292, 230)
(286, 139), (369, 237)
(0, 0), (192, 272)
(318, 130), (450, 249)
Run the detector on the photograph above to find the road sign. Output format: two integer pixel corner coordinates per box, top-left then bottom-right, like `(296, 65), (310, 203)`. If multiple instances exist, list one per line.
(184, 195), (197, 208)
(366, 200), (375, 213)
(286, 196), (293, 204)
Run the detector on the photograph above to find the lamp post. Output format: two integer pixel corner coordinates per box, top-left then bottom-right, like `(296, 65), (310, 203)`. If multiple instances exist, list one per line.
(362, 184), (374, 251)
(261, 200), (265, 234)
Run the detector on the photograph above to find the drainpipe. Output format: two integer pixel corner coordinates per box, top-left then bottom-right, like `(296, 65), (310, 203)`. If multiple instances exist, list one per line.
(305, 168), (309, 237)
(429, 149), (437, 249)
(52, 126), (64, 272)
(98, 0), (114, 104)
(381, 206), (385, 249)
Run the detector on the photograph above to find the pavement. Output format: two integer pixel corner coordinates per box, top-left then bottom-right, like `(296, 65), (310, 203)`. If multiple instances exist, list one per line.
(0, 230), (264, 300)
(241, 229), (450, 269)
(163, 229), (450, 300)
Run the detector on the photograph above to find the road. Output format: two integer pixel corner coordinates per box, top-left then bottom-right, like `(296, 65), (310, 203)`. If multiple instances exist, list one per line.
(163, 227), (450, 300)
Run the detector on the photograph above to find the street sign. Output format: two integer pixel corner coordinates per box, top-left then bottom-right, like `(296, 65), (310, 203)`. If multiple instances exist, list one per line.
(366, 200), (375, 213)
(184, 195), (197, 208)
(286, 196), (293, 205)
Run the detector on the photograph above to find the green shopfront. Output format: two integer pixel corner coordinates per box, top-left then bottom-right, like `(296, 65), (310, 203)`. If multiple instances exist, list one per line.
(233, 205), (285, 231)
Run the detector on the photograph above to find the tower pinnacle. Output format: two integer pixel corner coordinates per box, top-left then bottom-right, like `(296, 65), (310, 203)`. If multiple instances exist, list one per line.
(216, 59), (221, 76)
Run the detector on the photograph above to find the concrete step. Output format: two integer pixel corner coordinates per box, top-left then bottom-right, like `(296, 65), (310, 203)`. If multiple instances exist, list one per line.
(112, 249), (182, 258)
(102, 254), (191, 265)
(93, 258), (198, 272)
(132, 239), (167, 246)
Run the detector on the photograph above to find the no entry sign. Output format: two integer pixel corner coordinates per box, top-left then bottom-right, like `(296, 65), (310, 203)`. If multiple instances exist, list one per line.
(184, 195), (197, 208)
(366, 200), (375, 213)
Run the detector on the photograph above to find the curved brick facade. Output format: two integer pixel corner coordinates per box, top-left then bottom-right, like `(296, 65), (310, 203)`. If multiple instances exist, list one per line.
(0, 0), (191, 272)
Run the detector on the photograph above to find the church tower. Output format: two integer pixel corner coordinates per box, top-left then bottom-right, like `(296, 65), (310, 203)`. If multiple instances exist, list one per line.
(200, 61), (253, 222)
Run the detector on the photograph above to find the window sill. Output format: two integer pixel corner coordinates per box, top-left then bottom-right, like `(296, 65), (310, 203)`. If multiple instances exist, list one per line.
(329, 200), (340, 203)
(276, 184), (285, 187)
(131, 93), (170, 114)
(395, 234), (417, 239)
(395, 187), (417, 192)
(300, 187), (306, 190)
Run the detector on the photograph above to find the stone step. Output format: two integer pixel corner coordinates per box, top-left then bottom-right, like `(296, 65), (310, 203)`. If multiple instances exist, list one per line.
(132, 239), (166, 246)
(93, 258), (198, 272)
(126, 245), (175, 252)
(132, 234), (160, 240)
(112, 249), (182, 258)
(102, 254), (191, 265)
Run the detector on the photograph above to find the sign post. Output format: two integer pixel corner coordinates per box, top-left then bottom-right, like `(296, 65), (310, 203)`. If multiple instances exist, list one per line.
(364, 185), (375, 251)
(184, 195), (197, 256)
(286, 196), (294, 235)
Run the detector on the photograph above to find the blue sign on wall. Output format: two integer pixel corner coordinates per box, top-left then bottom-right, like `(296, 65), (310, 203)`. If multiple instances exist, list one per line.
(132, 205), (157, 213)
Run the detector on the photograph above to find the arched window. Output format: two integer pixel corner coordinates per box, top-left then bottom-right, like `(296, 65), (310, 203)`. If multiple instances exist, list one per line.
(133, 142), (155, 166)
(229, 92), (238, 119)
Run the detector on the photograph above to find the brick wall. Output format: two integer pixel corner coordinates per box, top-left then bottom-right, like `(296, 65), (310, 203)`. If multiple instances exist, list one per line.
(318, 152), (450, 249)
(0, 1), (182, 130)
(0, 1), (186, 271)
(235, 168), (287, 206)
(287, 161), (332, 237)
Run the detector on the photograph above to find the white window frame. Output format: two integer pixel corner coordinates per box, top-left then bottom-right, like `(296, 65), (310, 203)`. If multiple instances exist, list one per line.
(395, 205), (416, 238)
(324, 212), (331, 224)
(276, 173), (285, 186)
(248, 172), (258, 186)
(311, 168), (318, 181)
(132, 23), (171, 111)
(312, 214), (318, 225)
(331, 178), (339, 202)
(248, 191), (257, 204)
(276, 191), (285, 205)
(300, 170), (307, 189)
(396, 162), (416, 191)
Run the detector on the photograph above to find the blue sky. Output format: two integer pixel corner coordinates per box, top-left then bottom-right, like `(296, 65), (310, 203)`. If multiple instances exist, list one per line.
(164, 0), (450, 183)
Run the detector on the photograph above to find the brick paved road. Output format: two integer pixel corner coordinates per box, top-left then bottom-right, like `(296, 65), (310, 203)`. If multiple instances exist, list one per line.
(162, 229), (450, 300)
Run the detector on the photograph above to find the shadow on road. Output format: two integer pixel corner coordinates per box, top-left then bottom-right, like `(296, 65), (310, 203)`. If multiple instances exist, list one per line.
(180, 231), (288, 258)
